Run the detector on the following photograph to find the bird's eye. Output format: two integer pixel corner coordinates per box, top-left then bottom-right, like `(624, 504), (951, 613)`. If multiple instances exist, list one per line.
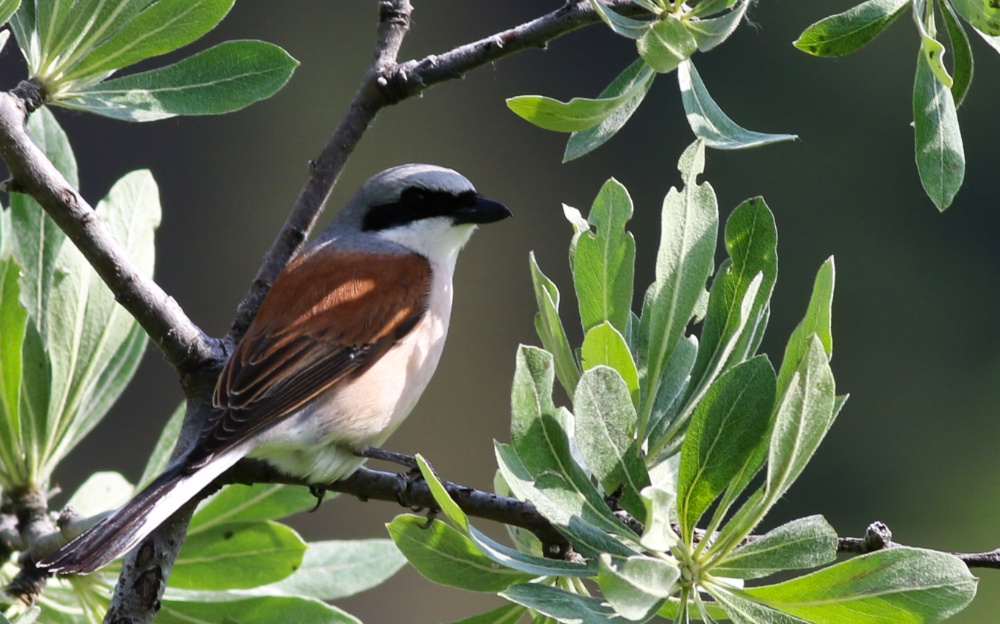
(408, 190), (427, 205)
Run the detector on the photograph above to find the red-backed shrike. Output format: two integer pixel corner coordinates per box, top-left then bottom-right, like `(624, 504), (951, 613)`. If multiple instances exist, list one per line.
(40, 164), (511, 575)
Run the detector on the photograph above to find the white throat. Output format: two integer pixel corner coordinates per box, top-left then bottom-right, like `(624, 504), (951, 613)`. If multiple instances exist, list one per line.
(377, 218), (477, 275)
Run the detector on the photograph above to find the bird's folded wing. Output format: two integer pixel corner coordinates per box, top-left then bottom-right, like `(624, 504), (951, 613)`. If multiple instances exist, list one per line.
(186, 250), (431, 470)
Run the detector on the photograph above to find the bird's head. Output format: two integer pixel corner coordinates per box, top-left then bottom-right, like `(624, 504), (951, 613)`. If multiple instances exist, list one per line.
(324, 164), (511, 268)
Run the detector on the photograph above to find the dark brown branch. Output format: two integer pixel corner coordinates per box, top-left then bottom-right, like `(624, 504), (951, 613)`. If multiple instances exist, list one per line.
(0, 88), (224, 384)
(228, 460), (573, 559)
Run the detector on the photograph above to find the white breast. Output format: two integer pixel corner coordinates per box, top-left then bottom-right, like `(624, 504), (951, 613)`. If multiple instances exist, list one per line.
(248, 259), (455, 484)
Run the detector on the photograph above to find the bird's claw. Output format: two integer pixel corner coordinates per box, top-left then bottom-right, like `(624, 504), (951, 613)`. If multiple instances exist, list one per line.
(308, 485), (327, 513)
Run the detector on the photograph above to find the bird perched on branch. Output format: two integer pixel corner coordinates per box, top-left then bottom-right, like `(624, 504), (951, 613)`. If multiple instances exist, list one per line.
(39, 164), (511, 575)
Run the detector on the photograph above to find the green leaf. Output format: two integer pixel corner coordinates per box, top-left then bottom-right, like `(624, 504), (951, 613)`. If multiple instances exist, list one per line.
(445, 605), (527, 624)
(508, 349), (633, 543)
(914, 0), (954, 87)
(573, 178), (636, 336)
(776, 258), (834, 400)
(793, 0), (911, 56)
(43, 0), (148, 77)
(159, 596), (361, 624)
(425, 450), (596, 577)
(190, 483), (317, 532)
(0, 0), (20, 29)
(564, 59), (656, 161)
(167, 539), (407, 602)
(688, 196), (777, 411)
(39, 170), (159, 477)
(691, 0), (739, 18)
(65, 471), (133, 517)
(495, 441), (638, 558)
(687, 0), (749, 52)
(172, 520), (306, 590)
(64, 0), (236, 79)
(10, 1), (39, 70)
(941, 0), (974, 106)
(589, 0), (651, 38)
(468, 520), (596, 578)
(971, 26), (1000, 53)
(913, 44), (965, 211)
(509, 345), (560, 477)
(416, 453), (468, 532)
(574, 366), (649, 519)
(10, 106), (77, 325)
(712, 515), (838, 579)
(658, 595), (730, 621)
(502, 583), (630, 624)
(16, 321), (48, 485)
(638, 486), (679, 554)
(744, 547), (978, 624)
(637, 16), (697, 73)
(679, 60), (797, 150)
(645, 335), (698, 448)
(255, 538), (405, 601)
(6, 108), (78, 485)
(530, 253), (580, 395)
(711, 589), (811, 624)
(598, 554), (680, 621)
(64, 40), (298, 121)
(581, 324), (639, 403)
(137, 402), (184, 489)
(676, 356), (775, 539)
(0, 259), (28, 488)
(638, 139), (717, 441)
(950, 0), (1000, 37)
(564, 203), (591, 264)
(767, 337), (836, 504)
(388, 514), (534, 591)
(35, 0), (72, 67)
(508, 63), (654, 133)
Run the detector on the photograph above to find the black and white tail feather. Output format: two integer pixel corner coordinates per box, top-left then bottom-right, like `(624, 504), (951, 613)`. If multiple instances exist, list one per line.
(39, 449), (245, 574)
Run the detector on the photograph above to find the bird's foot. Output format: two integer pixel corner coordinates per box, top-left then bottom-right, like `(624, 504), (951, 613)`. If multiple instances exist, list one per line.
(358, 447), (418, 469)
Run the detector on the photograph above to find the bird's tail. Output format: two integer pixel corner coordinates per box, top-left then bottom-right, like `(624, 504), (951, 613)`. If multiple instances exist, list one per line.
(38, 450), (244, 575)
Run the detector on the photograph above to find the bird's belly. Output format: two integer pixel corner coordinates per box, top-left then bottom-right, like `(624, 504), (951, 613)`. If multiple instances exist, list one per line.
(249, 309), (449, 484)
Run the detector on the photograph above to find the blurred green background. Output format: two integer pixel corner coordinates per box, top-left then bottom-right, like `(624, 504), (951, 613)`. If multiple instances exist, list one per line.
(4, 1), (999, 622)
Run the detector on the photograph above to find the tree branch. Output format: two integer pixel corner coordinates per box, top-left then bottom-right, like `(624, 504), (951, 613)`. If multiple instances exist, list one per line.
(228, 460), (575, 559)
(0, 88), (224, 386)
(5, 486), (57, 604)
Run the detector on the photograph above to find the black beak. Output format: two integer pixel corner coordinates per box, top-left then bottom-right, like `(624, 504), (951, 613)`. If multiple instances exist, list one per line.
(453, 196), (513, 225)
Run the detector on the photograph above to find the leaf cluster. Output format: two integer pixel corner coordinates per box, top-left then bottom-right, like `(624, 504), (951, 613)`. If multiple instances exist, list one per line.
(796, 0), (996, 210)
(506, 0), (795, 161)
(388, 140), (978, 624)
(6, 0), (297, 121)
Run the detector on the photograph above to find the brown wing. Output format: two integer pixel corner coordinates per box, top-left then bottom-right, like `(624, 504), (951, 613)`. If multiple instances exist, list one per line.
(185, 249), (431, 470)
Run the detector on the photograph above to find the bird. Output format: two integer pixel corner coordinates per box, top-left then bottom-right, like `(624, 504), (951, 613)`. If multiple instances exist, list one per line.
(38, 163), (511, 575)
